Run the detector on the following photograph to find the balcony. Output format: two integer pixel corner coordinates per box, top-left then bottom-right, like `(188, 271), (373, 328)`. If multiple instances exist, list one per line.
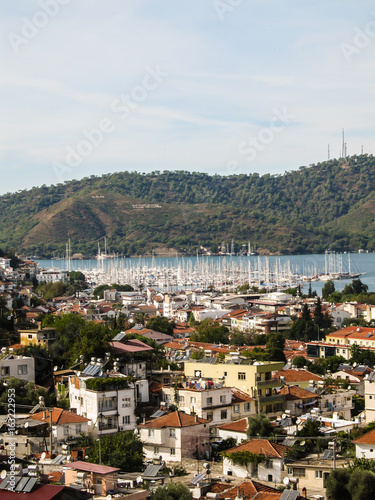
(99, 422), (118, 431)
(255, 379), (276, 387)
(258, 394), (284, 403)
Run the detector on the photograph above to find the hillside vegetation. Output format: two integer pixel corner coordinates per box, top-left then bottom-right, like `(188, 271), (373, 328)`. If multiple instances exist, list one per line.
(1, 155), (374, 257)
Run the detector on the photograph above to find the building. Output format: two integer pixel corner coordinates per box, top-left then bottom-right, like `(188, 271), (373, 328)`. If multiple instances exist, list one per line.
(273, 369), (323, 390)
(354, 428), (375, 459)
(286, 456), (349, 492)
(36, 268), (69, 283)
(19, 323), (56, 348)
(65, 461), (119, 496)
(184, 360), (285, 414)
(0, 351), (35, 383)
(278, 385), (318, 416)
(364, 375), (375, 423)
(138, 410), (210, 462)
(217, 418), (248, 444)
(69, 372), (148, 436)
(223, 439), (291, 483)
(29, 408), (90, 452)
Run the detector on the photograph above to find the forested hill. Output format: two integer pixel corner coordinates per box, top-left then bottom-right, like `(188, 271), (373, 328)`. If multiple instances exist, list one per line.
(1, 154), (375, 257)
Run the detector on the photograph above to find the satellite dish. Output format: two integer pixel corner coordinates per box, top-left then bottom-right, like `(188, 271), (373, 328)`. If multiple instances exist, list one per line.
(77, 371), (81, 377)
(300, 441), (306, 446)
(106, 495), (112, 500)
(41, 452), (46, 460)
(0, 470), (7, 479)
(348, 385), (351, 390)
(283, 477), (290, 485)
(24, 422), (29, 429)
(66, 455), (71, 462)
(54, 366), (58, 372)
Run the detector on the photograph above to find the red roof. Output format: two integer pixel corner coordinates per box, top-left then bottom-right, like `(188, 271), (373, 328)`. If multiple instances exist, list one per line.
(279, 385), (318, 400)
(218, 418), (248, 433)
(354, 428), (375, 445)
(0, 484), (85, 500)
(30, 408), (89, 425)
(274, 369), (322, 383)
(110, 339), (154, 353)
(66, 460), (120, 474)
(225, 439), (291, 458)
(139, 410), (209, 429)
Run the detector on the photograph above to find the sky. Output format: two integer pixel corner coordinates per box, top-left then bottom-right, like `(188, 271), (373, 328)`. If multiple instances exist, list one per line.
(1, 0), (375, 195)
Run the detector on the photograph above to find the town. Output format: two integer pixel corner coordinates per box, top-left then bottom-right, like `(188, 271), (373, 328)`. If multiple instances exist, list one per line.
(1, 255), (375, 499)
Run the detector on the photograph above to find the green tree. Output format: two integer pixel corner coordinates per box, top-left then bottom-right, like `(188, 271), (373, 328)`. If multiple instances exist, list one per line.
(325, 468), (351, 500)
(150, 482), (193, 500)
(146, 316), (175, 335)
(322, 280), (335, 300)
(247, 414), (273, 438)
(88, 432), (144, 471)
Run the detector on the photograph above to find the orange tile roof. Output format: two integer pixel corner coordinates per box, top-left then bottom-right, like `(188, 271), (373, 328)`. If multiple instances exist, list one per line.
(218, 418), (248, 433)
(354, 428), (375, 445)
(279, 385), (317, 400)
(225, 439), (291, 458)
(30, 408), (90, 425)
(231, 388), (254, 403)
(216, 480), (281, 499)
(274, 369), (322, 383)
(139, 410), (209, 429)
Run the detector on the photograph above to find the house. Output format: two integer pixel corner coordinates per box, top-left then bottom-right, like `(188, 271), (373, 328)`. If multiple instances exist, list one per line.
(185, 360), (285, 415)
(231, 388), (256, 420)
(69, 371), (148, 435)
(161, 384), (233, 427)
(364, 375), (375, 423)
(19, 323), (56, 348)
(223, 439), (291, 483)
(125, 326), (173, 345)
(278, 385), (319, 416)
(0, 351), (35, 383)
(0, 481), (93, 499)
(217, 418), (248, 444)
(273, 369), (323, 389)
(65, 460), (119, 496)
(193, 479), (295, 500)
(286, 456), (349, 492)
(354, 428), (375, 458)
(36, 268), (69, 283)
(138, 410), (210, 462)
(29, 408), (89, 453)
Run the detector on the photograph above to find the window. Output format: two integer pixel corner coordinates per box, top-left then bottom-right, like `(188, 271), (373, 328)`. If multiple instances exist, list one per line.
(123, 415), (130, 425)
(17, 365), (28, 375)
(206, 397), (213, 406)
(63, 426), (69, 436)
(170, 448), (176, 456)
(315, 471), (323, 478)
(233, 404), (240, 414)
(244, 403), (250, 412)
(206, 412), (213, 421)
(221, 410), (227, 420)
(154, 446), (159, 454)
(122, 398), (131, 407)
(148, 429), (155, 437)
(28, 334), (33, 339)
(293, 468), (306, 477)
(220, 395), (226, 403)
(179, 395), (185, 403)
(76, 424), (82, 434)
(287, 467), (293, 475)
(238, 372), (246, 380)
(224, 372), (227, 377)
(169, 428), (176, 438)
(1, 367), (9, 376)
(265, 460), (273, 469)
(190, 397), (196, 405)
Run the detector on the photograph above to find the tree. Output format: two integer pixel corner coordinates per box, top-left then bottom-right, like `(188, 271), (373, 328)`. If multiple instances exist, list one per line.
(146, 316), (175, 335)
(87, 432), (144, 472)
(322, 280), (335, 300)
(325, 468), (351, 500)
(247, 414), (273, 438)
(150, 482), (192, 500)
(297, 419), (322, 437)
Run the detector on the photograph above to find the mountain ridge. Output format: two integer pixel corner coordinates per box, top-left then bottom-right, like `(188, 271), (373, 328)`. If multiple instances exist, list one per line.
(1, 155), (375, 257)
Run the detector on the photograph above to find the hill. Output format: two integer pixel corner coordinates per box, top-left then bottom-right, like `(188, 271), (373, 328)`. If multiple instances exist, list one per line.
(1, 155), (375, 257)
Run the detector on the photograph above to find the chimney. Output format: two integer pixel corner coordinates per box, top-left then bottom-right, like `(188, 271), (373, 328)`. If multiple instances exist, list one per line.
(195, 414), (199, 423)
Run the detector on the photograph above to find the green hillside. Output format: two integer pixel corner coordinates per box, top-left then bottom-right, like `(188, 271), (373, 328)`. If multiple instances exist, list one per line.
(1, 155), (375, 257)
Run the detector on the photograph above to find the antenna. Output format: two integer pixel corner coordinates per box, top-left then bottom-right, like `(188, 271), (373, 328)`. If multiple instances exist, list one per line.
(328, 144), (330, 160)
(342, 128), (345, 158)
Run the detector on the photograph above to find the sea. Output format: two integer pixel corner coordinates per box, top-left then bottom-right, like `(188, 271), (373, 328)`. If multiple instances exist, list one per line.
(35, 252), (375, 295)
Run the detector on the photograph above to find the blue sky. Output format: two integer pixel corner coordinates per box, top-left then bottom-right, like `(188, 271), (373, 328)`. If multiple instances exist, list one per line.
(1, 0), (375, 194)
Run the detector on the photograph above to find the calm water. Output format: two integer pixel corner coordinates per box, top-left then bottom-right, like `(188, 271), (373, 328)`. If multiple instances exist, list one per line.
(35, 252), (375, 295)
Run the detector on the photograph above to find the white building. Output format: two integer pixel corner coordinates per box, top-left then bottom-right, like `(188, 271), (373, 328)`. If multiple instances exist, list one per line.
(354, 428), (375, 459)
(138, 410), (210, 462)
(0, 352), (35, 383)
(69, 372), (148, 436)
(223, 439), (291, 483)
(37, 268), (69, 284)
